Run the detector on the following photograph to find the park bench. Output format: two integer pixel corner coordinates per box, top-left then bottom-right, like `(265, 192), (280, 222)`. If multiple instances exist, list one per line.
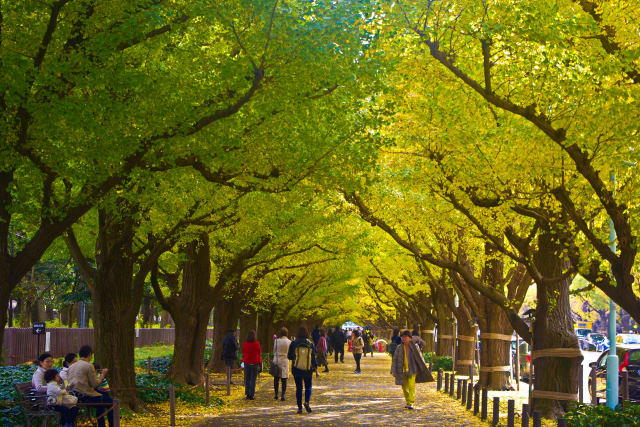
(13, 382), (60, 427)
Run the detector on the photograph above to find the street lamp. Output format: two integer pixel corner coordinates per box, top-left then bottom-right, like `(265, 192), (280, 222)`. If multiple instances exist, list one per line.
(606, 171), (619, 409)
(7, 299), (17, 327)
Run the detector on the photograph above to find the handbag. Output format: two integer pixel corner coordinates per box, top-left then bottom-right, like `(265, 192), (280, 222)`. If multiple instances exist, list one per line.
(269, 339), (282, 377)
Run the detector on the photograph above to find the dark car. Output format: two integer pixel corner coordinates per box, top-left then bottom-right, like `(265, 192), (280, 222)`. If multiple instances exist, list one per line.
(588, 344), (640, 402)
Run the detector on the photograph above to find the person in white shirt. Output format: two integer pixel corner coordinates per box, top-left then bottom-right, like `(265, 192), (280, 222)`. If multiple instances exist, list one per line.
(272, 327), (292, 401)
(59, 353), (78, 386)
(31, 352), (54, 394)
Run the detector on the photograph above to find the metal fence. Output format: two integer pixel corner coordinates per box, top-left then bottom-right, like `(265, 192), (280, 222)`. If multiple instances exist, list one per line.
(2, 328), (214, 365)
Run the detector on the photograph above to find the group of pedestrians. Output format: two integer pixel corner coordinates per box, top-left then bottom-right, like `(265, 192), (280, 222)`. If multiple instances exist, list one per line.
(223, 324), (433, 413)
(31, 345), (114, 427)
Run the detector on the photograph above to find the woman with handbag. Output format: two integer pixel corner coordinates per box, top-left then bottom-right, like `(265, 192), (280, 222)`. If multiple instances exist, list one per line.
(272, 327), (291, 401)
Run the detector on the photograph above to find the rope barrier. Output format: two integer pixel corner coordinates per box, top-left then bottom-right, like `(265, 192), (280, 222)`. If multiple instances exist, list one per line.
(457, 335), (475, 342)
(423, 330), (435, 334)
(439, 334), (453, 339)
(532, 348), (583, 360)
(531, 390), (578, 401)
(480, 333), (512, 341)
(479, 365), (511, 372)
(456, 360), (473, 365)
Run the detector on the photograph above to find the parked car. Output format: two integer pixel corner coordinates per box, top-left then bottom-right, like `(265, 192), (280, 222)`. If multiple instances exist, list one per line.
(587, 333), (609, 352)
(616, 334), (640, 345)
(588, 344), (640, 402)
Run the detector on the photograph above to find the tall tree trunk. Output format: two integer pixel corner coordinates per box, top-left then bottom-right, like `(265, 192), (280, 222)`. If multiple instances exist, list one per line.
(207, 298), (242, 373)
(530, 230), (582, 418)
(436, 304), (454, 358)
(478, 305), (513, 389)
(140, 296), (154, 327)
(160, 234), (214, 385)
(455, 318), (475, 376)
(421, 318), (436, 353)
(93, 209), (142, 411)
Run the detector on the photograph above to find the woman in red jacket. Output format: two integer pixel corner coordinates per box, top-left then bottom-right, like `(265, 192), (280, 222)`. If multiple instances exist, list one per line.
(242, 330), (262, 400)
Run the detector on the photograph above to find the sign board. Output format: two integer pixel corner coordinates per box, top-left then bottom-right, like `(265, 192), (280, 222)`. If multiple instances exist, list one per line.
(32, 322), (46, 335)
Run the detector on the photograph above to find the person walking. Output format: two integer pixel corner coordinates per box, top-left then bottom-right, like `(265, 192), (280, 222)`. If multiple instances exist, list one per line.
(351, 329), (364, 374)
(390, 330), (434, 409)
(316, 329), (329, 372)
(311, 325), (321, 345)
(272, 327), (291, 401)
(288, 326), (319, 414)
(222, 329), (239, 385)
(391, 328), (402, 345)
(333, 326), (345, 363)
(242, 330), (262, 400)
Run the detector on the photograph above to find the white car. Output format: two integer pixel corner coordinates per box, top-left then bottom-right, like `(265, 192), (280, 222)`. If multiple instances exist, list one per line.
(616, 333), (640, 345)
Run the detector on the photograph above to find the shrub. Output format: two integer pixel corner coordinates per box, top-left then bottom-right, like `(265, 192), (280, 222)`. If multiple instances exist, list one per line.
(135, 373), (223, 406)
(563, 403), (640, 427)
(0, 365), (37, 426)
(138, 356), (172, 374)
(431, 356), (453, 371)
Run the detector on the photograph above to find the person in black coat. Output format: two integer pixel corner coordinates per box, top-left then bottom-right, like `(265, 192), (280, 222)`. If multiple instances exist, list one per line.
(222, 329), (238, 367)
(333, 326), (345, 363)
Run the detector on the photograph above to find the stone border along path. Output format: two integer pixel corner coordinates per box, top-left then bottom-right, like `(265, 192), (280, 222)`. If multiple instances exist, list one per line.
(192, 353), (482, 426)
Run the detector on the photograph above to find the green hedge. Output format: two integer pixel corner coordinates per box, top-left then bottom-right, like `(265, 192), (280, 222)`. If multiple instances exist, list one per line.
(0, 365), (34, 426)
(563, 403), (640, 427)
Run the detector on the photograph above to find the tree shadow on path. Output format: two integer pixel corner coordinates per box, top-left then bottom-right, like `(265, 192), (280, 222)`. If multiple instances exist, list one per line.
(192, 354), (481, 426)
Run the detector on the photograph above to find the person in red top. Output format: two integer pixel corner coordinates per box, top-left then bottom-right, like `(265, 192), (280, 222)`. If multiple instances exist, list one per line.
(242, 330), (262, 400)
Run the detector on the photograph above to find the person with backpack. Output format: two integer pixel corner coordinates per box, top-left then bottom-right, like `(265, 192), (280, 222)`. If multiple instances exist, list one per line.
(351, 329), (364, 374)
(316, 329), (329, 373)
(287, 326), (319, 414)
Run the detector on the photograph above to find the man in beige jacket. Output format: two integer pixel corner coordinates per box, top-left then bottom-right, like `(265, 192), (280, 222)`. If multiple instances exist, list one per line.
(68, 345), (113, 427)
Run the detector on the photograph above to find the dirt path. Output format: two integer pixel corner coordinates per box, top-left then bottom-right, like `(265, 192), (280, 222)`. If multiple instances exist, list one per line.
(192, 353), (482, 426)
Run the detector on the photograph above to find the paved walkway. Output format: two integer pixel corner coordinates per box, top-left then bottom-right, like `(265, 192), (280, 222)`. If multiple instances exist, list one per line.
(192, 353), (481, 426)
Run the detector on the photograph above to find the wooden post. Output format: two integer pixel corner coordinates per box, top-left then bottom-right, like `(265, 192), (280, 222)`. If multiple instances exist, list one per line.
(481, 387), (488, 421)
(492, 396), (500, 426)
(590, 366), (597, 404)
(205, 373), (210, 405)
(473, 386), (479, 415)
(444, 372), (450, 393)
(169, 384), (175, 426)
(113, 398), (120, 427)
(449, 374), (455, 397)
(578, 365), (583, 403)
(515, 335), (520, 391)
(453, 318), (457, 373)
(461, 379), (467, 404)
(226, 366), (231, 396)
(148, 356), (152, 375)
(521, 403), (529, 427)
(622, 371), (629, 402)
(507, 399), (515, 427)
(466, 383), (473, 410)
(457, 379), (462, 399)
(532, 410), (541, 427)
(437, 369), (443, 391)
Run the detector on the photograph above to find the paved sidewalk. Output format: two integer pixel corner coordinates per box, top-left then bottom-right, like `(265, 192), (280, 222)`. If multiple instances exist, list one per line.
(192, 353), (481, 426)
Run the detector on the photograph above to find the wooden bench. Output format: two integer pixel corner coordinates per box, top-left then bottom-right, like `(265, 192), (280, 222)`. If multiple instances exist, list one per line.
(13, 382), (60, 427)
